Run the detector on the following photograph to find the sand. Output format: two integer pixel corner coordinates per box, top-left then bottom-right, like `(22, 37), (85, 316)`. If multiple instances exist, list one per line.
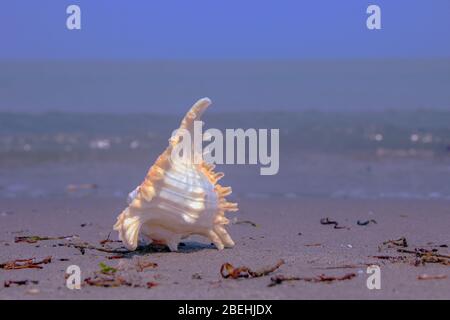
(1, 197), (449, 299)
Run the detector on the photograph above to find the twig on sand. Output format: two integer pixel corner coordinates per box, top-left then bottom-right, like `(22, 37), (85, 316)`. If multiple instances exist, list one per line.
(15, 235), (78, 244)
(220, 260), (284, 279)
(268, 273), (357, 287)
(99, 232), (121, 246)
(371, 255), (408, 263)
(316, 263), (376, 270)
(0, 256), (52, 270)
(58, 242), (130, 255)
(304, 243), (323, 247)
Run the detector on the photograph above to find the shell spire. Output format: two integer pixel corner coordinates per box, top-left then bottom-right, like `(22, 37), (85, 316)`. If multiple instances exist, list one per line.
(113, 98), (238, 251)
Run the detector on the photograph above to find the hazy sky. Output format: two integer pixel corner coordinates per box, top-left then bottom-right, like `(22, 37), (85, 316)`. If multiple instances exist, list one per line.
(1, 0), (449, 59)
(1, 1), (449, 113)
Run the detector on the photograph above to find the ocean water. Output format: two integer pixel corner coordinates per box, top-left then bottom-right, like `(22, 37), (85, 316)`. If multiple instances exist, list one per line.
(1, 110), (450, 200)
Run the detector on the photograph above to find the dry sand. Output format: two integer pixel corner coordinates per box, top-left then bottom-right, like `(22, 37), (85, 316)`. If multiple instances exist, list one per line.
(0, 197), (449, 299)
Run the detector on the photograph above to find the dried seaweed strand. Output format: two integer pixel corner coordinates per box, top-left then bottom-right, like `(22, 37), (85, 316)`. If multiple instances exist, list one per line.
(397, 248), (450, 259)
(15, 235), (78, 244)
(0, 256), (52, 270)
(382, 237), (408, 248)
(269, 273), (356, 287)
(59, 242), (130, 255)
(84, 275), (131, 288)
(220, 260), (284, 279)
(233, 220), (258, 227)
(317, 263), (376, 270)
(320, 217), (347, 229)
(357, 219), (377, 226)
(4, 280), (39, 287)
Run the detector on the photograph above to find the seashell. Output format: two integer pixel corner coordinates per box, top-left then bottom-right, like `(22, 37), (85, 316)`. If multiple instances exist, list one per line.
(114, 98), (238, 251)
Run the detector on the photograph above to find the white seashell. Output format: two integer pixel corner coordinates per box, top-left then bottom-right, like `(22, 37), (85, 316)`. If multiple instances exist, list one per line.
(114, 98), (238, 251)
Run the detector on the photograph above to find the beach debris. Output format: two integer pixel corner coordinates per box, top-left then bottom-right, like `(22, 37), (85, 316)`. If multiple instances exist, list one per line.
(192, 273), (202, 280)
(397, 248), (450, 266)
(380, 236), (408, 249)
(66, 183), (98, 192)
(99, 262), (117, 275)
(146, 282), (158, 288)
(15, 235), (78, 244)
(113, 98), (238, 252)
(99, 232), (121, 246)
(59, 241), (130, 255)
(220, 259), (284, 279)
(317, 263), (376, 270)
(357, 219), (377, 226)
(107, 255), (125, 260)
(133, 258), (158, 272)
(4, 280), (39, 287)
(0, 256), (52, 270)
(232, 218), (258, 228)
(80, 223), (93, 228)
(372, 245), (450, 266)
(84, 274), (131, 288)
(85, 262), (159, 288)
(268, 273), (357, 287)
(417, 274), (447, 280)
(320, 217), (347, 229)
(425, 242), (448, 248)
(304, 243), (322, 247)
(371, 255), (408, 263)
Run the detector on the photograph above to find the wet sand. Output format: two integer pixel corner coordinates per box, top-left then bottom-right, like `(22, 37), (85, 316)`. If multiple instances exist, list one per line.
(1, 197), (449, 299)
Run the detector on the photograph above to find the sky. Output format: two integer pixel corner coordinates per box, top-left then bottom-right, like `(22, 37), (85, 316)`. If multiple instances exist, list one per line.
(0, 1), (449, 113)
(1, 0), (449, 59)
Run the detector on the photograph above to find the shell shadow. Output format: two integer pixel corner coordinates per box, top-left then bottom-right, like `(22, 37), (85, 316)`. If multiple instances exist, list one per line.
(121, 241), (215, 258)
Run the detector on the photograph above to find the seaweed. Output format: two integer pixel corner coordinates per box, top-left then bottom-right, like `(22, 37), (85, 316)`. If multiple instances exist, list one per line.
(320, 218), (348, 229)
(0, 256), (52, 270)
(232, 219), (259, 227)
(15, 235), (78, 244)
(269, 273), (357, 287)
(220, 260), (284, 279)
(397, 248), (450, 266)
(4, 280), (39, 287)
(99, 262), (117, 275)
(135, 259), (158, 272)
(84, 275), (131, 288)
(382, 237), (408, 248)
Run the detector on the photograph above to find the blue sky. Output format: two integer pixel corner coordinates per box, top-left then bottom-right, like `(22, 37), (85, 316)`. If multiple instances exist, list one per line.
(1, 0), (449, 59)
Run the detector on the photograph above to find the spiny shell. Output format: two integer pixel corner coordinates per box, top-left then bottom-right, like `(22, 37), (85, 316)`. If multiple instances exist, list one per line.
(113, 98), (238, 251)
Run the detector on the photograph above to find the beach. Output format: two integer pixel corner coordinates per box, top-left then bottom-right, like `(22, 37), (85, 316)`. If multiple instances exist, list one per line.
(1, 196), (449, 299)
(1, 110), (449, 299)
